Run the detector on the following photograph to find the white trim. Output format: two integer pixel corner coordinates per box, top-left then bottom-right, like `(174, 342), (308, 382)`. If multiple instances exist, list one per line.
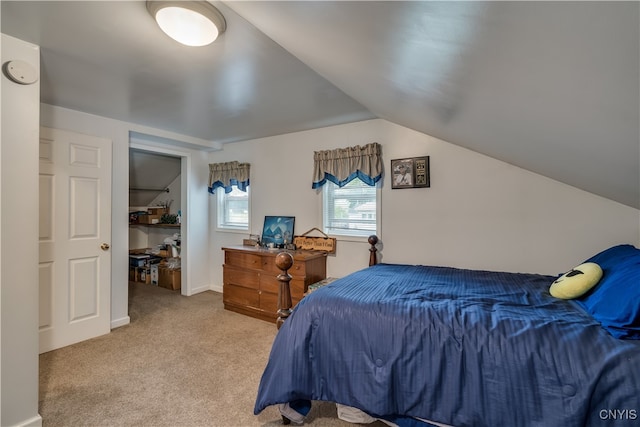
(110, 316), (131, 329)
(215, 185), (250, 232)
(209, 284), (223, 294)
(129, 139), (192, 297)
(188, 283), (214, 296)
(13, 414), (43, 427)
(215, 228), (249, 234)
(128, 129), (220, 152)
(321, 180), (381, 240)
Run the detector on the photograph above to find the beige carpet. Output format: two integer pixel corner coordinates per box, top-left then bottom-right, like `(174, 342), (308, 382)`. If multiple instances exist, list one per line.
(39, 282), (384, 427)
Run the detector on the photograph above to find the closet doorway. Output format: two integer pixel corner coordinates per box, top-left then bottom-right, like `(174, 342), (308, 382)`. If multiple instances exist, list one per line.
(129, 147), (184, 294)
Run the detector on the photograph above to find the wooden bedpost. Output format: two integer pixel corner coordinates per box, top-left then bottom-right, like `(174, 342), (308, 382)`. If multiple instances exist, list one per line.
(275, 251), (294, 329)
(275, 238), (378, 330)
(368, 235), (379, 266)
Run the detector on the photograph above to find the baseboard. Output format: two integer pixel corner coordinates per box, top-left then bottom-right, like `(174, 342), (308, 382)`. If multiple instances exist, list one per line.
(15, 414), (42, 427)
(189, 283), (217, 295)
(111, 316), (130, 329)
(209, 283), (223, 294)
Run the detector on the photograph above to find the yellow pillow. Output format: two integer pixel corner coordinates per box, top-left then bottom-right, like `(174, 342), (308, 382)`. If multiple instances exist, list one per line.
(550, 262), (603, 299)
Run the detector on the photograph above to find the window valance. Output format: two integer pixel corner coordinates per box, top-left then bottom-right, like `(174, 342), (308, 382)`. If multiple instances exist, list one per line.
(208, 161), (250, 194)
(312, 142), (382, 189)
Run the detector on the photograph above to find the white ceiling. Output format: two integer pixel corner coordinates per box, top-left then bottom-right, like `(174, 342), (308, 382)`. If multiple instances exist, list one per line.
(2, 1), (638, 208)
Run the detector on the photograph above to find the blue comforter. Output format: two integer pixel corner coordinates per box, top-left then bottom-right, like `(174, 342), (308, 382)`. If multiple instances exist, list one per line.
(255, 264), (640, 426)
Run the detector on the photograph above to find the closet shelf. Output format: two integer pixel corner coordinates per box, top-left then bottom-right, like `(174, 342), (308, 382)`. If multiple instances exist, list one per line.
(129, 223), (181, 228)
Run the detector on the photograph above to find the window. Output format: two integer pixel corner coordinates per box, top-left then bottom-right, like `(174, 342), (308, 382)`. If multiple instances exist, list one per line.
(217, 185), (249, 231)
(323, 177), (379, 238)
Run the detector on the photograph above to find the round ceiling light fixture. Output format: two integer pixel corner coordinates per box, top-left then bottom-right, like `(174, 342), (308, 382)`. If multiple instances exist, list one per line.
(146, 1), (226, 47)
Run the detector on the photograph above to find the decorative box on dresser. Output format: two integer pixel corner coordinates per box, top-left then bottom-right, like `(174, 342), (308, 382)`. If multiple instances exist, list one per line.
(222, 246), (327, 323)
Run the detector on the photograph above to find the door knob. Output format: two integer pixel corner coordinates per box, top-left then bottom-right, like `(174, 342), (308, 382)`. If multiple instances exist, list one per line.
(100, 243), (110, 251)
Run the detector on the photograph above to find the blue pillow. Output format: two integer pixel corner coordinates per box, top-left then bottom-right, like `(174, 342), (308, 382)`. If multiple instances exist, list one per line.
(584, 244), (639, 269)
(576, 245), (640, 339)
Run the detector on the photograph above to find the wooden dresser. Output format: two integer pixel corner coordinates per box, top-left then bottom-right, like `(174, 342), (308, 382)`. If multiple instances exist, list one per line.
(222, 246), (327, 323)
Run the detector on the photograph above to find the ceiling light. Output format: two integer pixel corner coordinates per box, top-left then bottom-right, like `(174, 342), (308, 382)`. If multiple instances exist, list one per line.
(146, 1), (226, 47)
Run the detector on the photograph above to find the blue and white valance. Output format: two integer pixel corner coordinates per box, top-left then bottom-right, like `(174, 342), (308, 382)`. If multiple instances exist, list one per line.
(208, 161), (250, 194)
(312, 142), (382, 189)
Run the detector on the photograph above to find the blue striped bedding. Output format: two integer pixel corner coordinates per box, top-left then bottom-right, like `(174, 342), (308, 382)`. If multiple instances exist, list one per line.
(254, 263), (640, 426)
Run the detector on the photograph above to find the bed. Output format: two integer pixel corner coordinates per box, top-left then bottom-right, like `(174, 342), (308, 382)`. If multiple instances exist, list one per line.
(254, 238), (640, 426)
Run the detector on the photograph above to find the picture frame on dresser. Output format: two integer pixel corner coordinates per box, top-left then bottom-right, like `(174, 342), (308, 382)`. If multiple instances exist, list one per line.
(261, 216), (295, 247)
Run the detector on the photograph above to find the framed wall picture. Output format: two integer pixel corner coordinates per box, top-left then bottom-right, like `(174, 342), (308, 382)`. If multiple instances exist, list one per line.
(391, 156), (430, 189)
(261, 216), (295, 247)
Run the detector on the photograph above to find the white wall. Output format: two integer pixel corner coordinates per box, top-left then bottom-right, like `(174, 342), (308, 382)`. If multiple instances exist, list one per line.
(149, 173), (182, 214)
(380, 121), (639, 272)
(1, 34), (42, 427)
(209, 119), (640, 292)
(129, 226), (181, 251)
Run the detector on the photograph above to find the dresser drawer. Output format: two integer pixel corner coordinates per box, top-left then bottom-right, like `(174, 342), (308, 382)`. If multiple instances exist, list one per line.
(223, 283), (259, 308)
(289, 262), (307, 278)
(260, 255), (307, 277)
(290, 279), (305, 300)
(261, 256), (281, 274)
(259, 291), (278, 314)
(259, 293), (303, 314)
(260, 274), (306, 299)
(260, 273), (280, 294)
(225, 251), (262, 270)
(223, 265), (259, 290)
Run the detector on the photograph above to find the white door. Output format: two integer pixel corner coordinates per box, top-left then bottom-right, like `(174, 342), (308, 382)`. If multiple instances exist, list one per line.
(38, 127), (112, 353)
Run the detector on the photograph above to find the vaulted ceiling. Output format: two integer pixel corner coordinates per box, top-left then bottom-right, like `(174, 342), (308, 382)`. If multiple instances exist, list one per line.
(2, 1), (638, 208)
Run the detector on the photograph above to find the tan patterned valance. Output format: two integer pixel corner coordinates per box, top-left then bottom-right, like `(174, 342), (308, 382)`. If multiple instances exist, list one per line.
(312, 142), (382, 188)
(208, 161), (250, 194)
